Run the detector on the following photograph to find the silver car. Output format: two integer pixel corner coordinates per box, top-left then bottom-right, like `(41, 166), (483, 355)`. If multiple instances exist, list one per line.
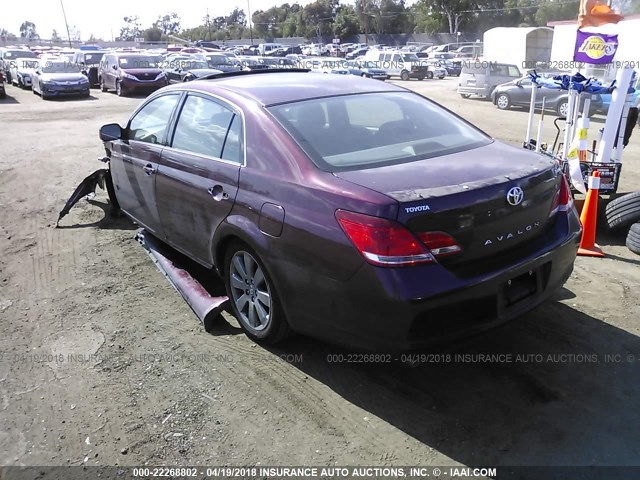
(491, 75), (604, 117)
(9, 58), (40, 88)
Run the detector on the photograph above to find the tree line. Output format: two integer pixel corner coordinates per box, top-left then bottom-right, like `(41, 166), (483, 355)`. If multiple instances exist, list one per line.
(2, 0), (639, 44)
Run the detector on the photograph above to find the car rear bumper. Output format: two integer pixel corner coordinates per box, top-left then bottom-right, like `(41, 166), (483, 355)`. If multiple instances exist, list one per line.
(276, 210), (581, 351)
(458, 86), (491, 96)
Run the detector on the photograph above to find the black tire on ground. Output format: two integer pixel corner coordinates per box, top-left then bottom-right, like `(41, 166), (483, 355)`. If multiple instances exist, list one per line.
(426, 71), (434, 79)
(626, 223), (640, 255)
(605, 191), (640, 230)
(0, 89), (5, 99)
(400, 70), (410, 81)
(223, 241), (292, 345)
(460, 94), (471, 99)
(116, 81), (126, 96)
(417, 75), (425, 81)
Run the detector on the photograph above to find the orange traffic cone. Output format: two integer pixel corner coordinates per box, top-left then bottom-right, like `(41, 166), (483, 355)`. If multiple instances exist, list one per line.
(578, 170), (604, 257)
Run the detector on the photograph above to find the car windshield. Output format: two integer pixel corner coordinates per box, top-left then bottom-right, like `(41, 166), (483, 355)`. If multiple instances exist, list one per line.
(268, 92), (491, 171)
(118, 56), (160, 68)
(42, 62), (81, 73)
(4, 50), (38, 59)
(84, 52), (104, 63)
(401, 54), (420, 62)
(15, 59), (40, 69)
(207, 55), (233, 66)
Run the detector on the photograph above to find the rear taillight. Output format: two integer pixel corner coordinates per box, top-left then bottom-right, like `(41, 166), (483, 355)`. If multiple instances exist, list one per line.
(549, 175), (574, 217)
(336, 210), (435, 267)
(416, 231), (463, 257)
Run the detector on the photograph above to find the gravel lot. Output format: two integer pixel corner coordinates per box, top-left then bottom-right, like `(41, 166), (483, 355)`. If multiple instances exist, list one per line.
(1, 76), (639, 473)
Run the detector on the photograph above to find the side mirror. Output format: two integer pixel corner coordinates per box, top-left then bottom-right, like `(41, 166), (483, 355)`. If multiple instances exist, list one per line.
(100, 123), (123, 142)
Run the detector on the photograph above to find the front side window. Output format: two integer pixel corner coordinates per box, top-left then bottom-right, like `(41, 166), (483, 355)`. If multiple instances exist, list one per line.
(128, 94), (180, 144)
(268, 92), (491, 171)
(171, 95), (235, 158)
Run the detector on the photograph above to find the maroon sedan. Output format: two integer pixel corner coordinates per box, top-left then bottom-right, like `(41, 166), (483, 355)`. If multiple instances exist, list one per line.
(98, 70), (581, 350)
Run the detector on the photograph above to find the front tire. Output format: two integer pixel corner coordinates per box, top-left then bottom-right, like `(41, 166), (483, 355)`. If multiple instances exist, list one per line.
(224, 241), (291, 345)
(116, 80), (126, 97)
(400, 70), (410, 81)
(496, 93), (511, 110)
(460, 94), (471, 99)
(426, 71), (434, 80)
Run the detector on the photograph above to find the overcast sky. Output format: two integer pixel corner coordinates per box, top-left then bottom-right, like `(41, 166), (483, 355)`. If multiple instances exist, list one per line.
(1, 0), (329, 41)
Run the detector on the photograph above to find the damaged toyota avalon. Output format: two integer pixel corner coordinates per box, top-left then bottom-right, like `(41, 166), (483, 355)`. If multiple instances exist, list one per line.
(88, 70), (581, 350)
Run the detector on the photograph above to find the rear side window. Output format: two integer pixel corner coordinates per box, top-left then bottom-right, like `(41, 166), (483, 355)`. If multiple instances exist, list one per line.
(461, 64), (485, 74)
(128, 94), (181, 144)
(171, 95), (234, 158)
(268, 92), (491, 171)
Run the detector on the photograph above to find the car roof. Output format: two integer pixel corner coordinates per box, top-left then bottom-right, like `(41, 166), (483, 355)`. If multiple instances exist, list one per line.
(178, 71), (406, 106)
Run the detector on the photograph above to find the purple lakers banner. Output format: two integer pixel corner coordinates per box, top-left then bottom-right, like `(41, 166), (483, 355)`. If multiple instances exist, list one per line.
(573, 30), (619, 64)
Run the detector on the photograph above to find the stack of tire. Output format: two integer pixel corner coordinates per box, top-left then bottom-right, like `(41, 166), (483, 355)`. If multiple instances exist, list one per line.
(605, 192), (640, 255)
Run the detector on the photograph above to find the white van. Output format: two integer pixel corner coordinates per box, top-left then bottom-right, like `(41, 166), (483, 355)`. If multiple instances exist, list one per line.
(364, 49), (429, 81)
(258, 43), (283, 56)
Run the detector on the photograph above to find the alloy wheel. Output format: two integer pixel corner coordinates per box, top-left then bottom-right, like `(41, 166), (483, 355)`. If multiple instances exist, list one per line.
(229, 250), (272, 332)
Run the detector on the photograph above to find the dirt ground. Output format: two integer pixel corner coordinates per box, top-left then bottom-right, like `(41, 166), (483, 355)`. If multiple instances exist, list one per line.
(0, 77), (639, 474)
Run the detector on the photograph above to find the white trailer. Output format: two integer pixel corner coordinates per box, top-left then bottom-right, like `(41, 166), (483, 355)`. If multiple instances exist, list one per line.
(483, 27), (554, 69)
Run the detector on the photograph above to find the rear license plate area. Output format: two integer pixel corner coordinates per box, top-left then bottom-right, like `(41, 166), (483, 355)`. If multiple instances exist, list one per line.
(502, 270), (538, 307)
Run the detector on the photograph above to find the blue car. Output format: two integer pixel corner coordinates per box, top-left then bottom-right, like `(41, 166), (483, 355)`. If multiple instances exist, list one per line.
(32, 60), (90, 99)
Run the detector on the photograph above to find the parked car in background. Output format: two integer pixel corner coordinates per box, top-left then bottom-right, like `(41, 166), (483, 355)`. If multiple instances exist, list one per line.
(340, 60), (387, 80)
(0, 70), (6, 98)
(491, 75), (603, 116)
(259, 57), (297, 69)
(205, 53), (242, 72)
(346, 47), (368, 60)
(97, 70), (580, 350)
(163, 59), (222, 83)
(32, 60), (90, 99)
(440, 59), (462, 76)
(453, 45), (483, 59)
(9, 58), (39, 88)
(458, 62), (521, 99)
(424, 60), (448, 79)
(236, 57), (270, 71)
(73, 50), (105, 86)
(99, 53), (168, 96)
(365, 50), (429, 81)
(1, 48), (38, 84)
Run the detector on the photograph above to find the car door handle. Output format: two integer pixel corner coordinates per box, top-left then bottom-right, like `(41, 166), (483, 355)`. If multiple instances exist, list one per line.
(143, 164), (155, 175)
(207, 185), (229, 201)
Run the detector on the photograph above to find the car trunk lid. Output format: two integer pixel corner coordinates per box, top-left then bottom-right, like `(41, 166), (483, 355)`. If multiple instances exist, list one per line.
(333, 142), (560, 265)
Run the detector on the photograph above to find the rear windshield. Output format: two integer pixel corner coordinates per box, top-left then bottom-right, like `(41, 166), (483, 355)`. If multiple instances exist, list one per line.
(268, 92), (491, 171)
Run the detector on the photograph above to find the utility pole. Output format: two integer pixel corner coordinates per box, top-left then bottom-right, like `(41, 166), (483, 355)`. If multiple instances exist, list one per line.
(60, 0), (72, 48)
(247, 0), (253, 44)
(207, 9), (212, 41)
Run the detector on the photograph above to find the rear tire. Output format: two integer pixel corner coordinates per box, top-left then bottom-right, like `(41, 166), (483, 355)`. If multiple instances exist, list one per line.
(426, 71), (434, 80)
(460, 94), (471, 99)
(605, 191), (640, 230)
(400, 70), (410, 81)
(224, 241), (292, 345)
(557, 100), (569, 117)
(626, 223), (640, 255)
